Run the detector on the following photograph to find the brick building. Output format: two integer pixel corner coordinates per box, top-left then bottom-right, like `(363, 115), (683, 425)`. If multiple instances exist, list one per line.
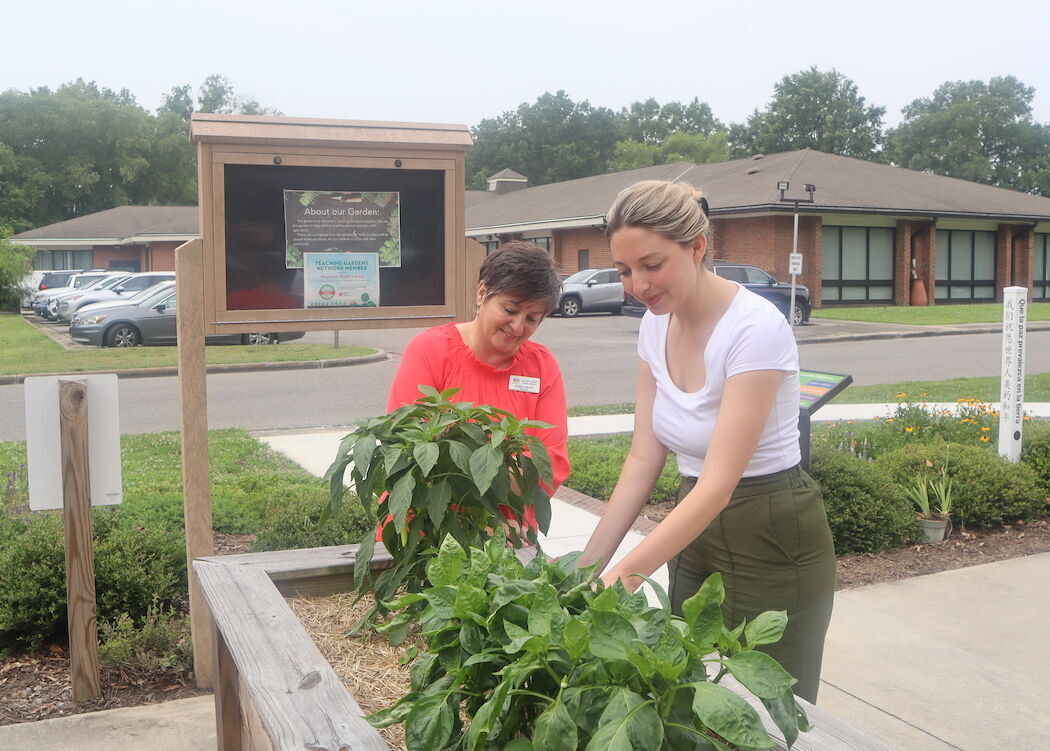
(11, 206), (197, 274)
(466, 150), (1050, 306)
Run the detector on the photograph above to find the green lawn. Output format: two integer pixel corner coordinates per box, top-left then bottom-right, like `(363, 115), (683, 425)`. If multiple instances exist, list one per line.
(0, 428), (368, 550)
(812, 302), (1050, 325)
(0, 314), (375, 376)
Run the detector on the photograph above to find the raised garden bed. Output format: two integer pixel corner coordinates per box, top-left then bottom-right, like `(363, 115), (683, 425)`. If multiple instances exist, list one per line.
(194, 544), (897, 751)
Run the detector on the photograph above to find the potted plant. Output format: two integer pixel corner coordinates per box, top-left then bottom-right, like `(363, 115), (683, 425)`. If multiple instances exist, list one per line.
(325, 386), (555, 631)
(904, 465), (953, 543)
(371, 533), (810, 750)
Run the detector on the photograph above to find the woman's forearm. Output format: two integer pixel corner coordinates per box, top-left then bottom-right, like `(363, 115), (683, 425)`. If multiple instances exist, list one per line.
(601, 479), (732, 589)
(577, 451), (666, 573)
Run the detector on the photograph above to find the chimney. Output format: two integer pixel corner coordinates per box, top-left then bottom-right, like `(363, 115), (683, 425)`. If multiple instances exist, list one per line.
(486, 169), (528, 195)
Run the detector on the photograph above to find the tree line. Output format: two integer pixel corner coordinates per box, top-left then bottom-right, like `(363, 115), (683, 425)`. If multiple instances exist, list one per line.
(1, 68), (1048, 236)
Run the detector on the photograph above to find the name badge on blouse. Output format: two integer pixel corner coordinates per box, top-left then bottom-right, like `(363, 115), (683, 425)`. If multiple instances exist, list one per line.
(509, 375), (540, 394)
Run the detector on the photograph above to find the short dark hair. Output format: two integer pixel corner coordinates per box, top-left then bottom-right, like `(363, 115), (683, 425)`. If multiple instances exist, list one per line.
(479, 241), (562, 312)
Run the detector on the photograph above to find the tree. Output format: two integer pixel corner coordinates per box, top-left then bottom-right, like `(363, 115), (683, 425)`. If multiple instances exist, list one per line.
(466, 91), (620, 188)
(608, 131), (731, 172)
(885, 76), (1050, 194)
(158, 84), (193, 120)
(197, 74), (236, 114)
(0, 229), (34, 311)
(730, 67), (885, 160)
(619, 97), (723, 143)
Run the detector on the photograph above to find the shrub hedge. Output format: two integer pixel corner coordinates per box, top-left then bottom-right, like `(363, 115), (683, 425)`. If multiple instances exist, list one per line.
(567, 435), (680, 505)
(808, 446), (920, 554)
(875, 441), (1045, 528)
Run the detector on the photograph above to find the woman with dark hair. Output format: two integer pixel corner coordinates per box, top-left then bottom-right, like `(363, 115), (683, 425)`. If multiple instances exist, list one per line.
(387, 241), (570, 531)
(577, 181), (835, 702)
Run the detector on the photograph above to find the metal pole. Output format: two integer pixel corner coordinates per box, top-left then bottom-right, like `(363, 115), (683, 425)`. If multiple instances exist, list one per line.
(999, 286), (1028, 462)
(790, 203), (799, 327)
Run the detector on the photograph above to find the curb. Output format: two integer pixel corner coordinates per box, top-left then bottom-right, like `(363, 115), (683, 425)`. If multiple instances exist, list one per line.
(797, 320), (1050, 346)
(0, 351), (388, 385)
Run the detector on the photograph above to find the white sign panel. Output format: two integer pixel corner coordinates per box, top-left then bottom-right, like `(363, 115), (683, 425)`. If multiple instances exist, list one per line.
(998, 287), (1027, 462)
(789, 253), (803, 275)
(25, 374), (123, 510)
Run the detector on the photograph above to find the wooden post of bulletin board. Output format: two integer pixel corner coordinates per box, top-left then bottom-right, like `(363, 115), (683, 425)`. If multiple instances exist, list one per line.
(59, 378), (102, 701)
(175, 237), (216, 687)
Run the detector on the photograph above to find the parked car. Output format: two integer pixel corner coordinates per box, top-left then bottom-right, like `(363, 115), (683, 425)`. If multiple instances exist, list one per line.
(44, 273), (130, 320)
(57, 271), (176, 322)
(70, 287), (306, 347)
(70, 281), (176, 327)
(35, 270), (79, 292)
(556, 268), (624, 317)
(32, 271), (119, 317)
(623, 261), (811, 325)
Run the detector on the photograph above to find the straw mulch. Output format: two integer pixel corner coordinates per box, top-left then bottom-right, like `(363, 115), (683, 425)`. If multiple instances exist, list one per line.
(288, 592), (422, 751)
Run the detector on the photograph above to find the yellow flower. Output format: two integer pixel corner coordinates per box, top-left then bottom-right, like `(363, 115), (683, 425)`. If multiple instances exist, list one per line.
(885, 418), (894, 423)
(981, 427), (990, 431)
(918, 392), (928, 398)
(980, 436), (990, 443)
(895, 392), (907, 399)
(904, 427), (914, 433)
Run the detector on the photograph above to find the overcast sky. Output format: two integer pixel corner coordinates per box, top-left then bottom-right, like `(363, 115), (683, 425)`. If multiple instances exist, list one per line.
(6, 0), (1048, 129)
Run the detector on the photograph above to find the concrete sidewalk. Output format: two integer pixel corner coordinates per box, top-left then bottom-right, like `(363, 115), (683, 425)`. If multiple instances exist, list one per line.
(3, 410), (1049, 750)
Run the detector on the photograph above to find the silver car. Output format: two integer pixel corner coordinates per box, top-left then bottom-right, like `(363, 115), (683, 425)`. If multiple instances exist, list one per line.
(556, 268), (624, 317)
(57, 272), (176, 322)
(70, 285), (305, 347)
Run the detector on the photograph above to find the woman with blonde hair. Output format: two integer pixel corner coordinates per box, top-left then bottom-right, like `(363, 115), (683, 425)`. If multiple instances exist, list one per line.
(578, 180), (835, 702)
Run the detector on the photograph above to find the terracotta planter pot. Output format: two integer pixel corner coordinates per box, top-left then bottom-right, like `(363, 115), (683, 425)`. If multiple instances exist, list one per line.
(910, 277), (929, 306)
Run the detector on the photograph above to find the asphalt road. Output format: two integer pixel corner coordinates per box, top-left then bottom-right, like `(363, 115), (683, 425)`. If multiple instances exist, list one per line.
(3, 315), (1049, 441)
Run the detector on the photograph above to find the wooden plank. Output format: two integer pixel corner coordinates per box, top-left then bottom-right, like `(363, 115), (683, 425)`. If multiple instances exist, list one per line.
(59, 379), (101, 701)
(176, 237), (216, 687)
(195, 560), (389, 751)
(213, 629), (242, 751)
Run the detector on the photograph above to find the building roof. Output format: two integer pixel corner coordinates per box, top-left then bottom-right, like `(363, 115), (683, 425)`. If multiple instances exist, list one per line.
(12, 206), (198, 246)
(488, 168), (527, 180)
(466, 150), (1050, 234)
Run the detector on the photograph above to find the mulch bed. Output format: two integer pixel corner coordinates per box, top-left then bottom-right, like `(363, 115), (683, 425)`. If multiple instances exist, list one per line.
(3, 519), (1050, 728)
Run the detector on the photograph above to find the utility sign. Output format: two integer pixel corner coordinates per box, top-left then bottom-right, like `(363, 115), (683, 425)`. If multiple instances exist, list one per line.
(25, 374), (123, 510)
(789, 253), (803, 275)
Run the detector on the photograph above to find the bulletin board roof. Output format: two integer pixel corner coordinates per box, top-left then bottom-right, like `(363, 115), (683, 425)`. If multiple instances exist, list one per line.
(189, 113), (473, 150)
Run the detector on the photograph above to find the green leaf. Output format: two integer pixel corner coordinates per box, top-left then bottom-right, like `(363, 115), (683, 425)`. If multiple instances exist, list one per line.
(534, 694), (578, 751)
(409, 651), (440, 692)
(366, 694), (414, 728)
(584, 688), (663, 751)
(744, 610), (788, 648)
(464, 681), (509, 751)
(527, 435), (554, 486)
(725, 651), (797, 699)
(588, 610), (636, 660)
(353, 531), (377, 592)
(427, 535), (466, 586)
(353, 434), (377, 477)
(405, 687), (456, 751)
(682, 574), (725, 646)
(448, 440), (474, 475)
(501, 621), (542, 653)
(527, 584), (560, 637)
(469, 444), (502, 496)
(425, 586), (458, 620)
(759, 687), (804, 748)
(426, 480), (452, 529)
(453, 584), (488, 621)
(689, 682), (774, 749)
(388, 472), (416, 531)
(381, 444), (405, 475)
(413, 441), (440, 477)
(563, 618), (589, 661)
(491, 580), (537, 610)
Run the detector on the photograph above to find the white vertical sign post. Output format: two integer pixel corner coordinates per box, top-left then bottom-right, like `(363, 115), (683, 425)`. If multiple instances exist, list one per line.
(998, 287), (1028, 462)
(789, 210), (800, 326)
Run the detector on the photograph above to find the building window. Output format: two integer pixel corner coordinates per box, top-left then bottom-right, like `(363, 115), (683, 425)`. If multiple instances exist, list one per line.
(530, 237), (551, 253)
(1036, 233), (1049, 301)
(32, 249), (93, 270)
(821, 227), (895, 302)
(935, 230), (996, 301)
(578, 249), (590, 270)
(481, 240), (500, 256)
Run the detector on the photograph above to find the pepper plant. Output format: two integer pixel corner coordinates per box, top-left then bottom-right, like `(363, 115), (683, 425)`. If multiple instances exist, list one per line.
(371, 532), (809, 750)
(325, 387), (554, 624)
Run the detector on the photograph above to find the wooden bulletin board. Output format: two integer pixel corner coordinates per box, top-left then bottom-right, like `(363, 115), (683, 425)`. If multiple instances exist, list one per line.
(189, 113), (475, 333)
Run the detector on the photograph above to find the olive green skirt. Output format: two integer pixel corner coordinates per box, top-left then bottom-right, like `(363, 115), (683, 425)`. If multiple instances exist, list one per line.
(669, 466), (835, 703)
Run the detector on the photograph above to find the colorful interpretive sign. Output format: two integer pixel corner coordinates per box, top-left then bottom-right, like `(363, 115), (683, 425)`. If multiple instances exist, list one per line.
(799, 370), (852, 411)
(303, 252), (380, 308)
(284, 190), (401, 268)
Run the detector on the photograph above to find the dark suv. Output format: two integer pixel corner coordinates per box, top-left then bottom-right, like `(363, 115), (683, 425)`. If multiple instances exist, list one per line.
(624, 261), (811, 324)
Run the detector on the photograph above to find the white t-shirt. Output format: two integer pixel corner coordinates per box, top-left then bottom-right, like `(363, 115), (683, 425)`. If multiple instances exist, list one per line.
(637, 285), (801, 478)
